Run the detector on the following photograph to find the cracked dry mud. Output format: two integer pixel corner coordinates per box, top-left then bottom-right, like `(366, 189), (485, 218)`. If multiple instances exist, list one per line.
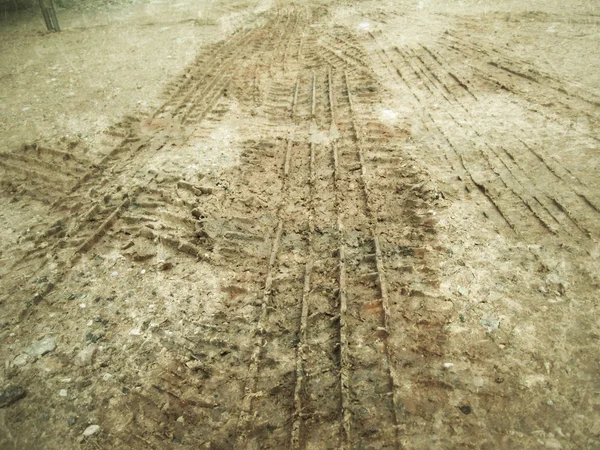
(0, 0), (599, 449)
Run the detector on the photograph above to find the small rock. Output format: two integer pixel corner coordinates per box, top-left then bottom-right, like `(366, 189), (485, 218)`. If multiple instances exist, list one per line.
(26, 336), (56, 358)
(85, 330), (105, 343)
(545, 437), (563, 449)
(546, 274), (568, 296)
(82, 424), (101, 437)
(67, 416), (78, 426)
(480, 318), (500, 330)
(158, 260), (173, 271)
(75, 345), (98, 367)
(121, 241), (134, 250)
(0, 385), (26, 408)
(13, 354), (28, 367)
(59, 389), (68, 397)
(457, 285), (468, 296)
(473, 376), (485, 388)
(459, 405), (472, 415)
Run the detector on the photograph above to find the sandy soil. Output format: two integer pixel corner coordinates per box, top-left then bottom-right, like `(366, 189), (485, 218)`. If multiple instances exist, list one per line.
(0, 0), (599, 449)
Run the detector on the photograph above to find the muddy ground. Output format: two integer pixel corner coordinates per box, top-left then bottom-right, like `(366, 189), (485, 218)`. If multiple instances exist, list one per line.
(0, 0), (599, 449)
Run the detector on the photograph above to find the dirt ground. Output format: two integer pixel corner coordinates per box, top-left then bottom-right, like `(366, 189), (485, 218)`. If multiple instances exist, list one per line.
(0, 0), (599, 448)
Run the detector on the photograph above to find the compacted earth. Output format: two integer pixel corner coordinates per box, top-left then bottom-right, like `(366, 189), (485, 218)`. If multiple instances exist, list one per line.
(0, 0), (599, 448)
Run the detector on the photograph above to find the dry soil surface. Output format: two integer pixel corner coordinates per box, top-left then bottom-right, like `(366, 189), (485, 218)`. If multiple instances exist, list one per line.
(0, 0), (599, 449)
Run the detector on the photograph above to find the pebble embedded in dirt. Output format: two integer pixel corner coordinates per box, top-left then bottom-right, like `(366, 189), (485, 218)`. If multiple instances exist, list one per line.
(13, 354), (28, 367)
(459, 405), (472, 415)
(25, 336), (56, 358)
(82, 424), (101, 437)
(0, 385), (26, 408)
(158, 260), (173, 271)
(75, 345), (98, 367)
(480, 317), (500, 330)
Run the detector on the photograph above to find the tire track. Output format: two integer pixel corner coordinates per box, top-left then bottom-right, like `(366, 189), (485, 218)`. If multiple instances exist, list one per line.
(439, 33), (600, 142)
(3, 17), (269, 316)
(365, 30), (600, 239)
(332, 69), (399, 449)
(398, 39), (600, 238)
(444, 30), (600, 108)
(234, 64), (303, 445)
(343, 64), (448, 450)
(132, 22), (306, 445)
(154, 28), (256, 120)
(291, 70), (345, 449)
(1, 9), (447, 449)
(364, 31), (520, 236)
(0, 142), (95, 207)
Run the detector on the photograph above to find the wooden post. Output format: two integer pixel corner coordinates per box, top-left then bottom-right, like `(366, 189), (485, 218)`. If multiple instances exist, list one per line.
(38, 0), (60, 32)
(48, 3), (60, 31)
(38, 0), (52, 30)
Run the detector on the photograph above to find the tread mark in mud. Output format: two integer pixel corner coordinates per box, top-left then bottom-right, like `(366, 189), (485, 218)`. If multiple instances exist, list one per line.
(365, 30), (599, 239)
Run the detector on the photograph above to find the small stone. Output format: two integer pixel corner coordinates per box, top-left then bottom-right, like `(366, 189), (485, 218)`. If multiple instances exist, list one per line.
(121, 241), (134, 250)
(544, 437), (563, 449)
(457, 286), (468, 296)
(75, 345), (98, 367)
(176, 416), (184, 423)
(459, 405), (472, 415)
(158, 261), (173, 271)
(67, 416), (77, 426)
(59, 389), (68, 397)
(82, 424), (101, 437)
(480, 318), (500, 330)
(86, 330), (104, 343)
(0, 385), (26, 408)
(473, 376), (485, 388)
(26, 336), (56, 358)
(443, 362), (454, 368)
(13, 354), (28, 367)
